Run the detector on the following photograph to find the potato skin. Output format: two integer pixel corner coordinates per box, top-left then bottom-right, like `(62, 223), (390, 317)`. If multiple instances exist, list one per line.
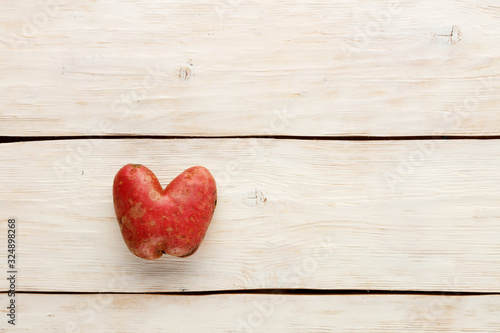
(113, 164), (217, 260)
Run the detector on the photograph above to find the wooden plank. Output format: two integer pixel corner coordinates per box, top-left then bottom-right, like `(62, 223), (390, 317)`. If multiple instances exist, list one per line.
(1, 139), (500, 292)
(1, 293), (500, 332)
(1, 0), (499, 137)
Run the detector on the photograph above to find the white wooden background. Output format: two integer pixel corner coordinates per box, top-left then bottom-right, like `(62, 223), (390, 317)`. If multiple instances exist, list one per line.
(1, 0), (500, 332)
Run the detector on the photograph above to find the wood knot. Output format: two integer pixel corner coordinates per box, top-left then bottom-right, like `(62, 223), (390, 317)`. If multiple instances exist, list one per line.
(434, 25), (461, 45)
(178, 66), (192, 80)
(448, 25), (461, 44)
(242, 189), (267, 207)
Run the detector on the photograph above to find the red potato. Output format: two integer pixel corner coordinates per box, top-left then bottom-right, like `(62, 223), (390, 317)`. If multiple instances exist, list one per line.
(113, 164), (217, 260)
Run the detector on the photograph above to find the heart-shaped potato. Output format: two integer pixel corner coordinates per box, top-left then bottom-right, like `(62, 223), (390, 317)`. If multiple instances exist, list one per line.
(113, 164), (217, 260)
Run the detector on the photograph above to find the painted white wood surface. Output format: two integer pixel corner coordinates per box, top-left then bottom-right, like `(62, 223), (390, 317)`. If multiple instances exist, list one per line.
(1, 139), (500, 292)
(1, 293), (500, 332)
(1, 0), (499, 137)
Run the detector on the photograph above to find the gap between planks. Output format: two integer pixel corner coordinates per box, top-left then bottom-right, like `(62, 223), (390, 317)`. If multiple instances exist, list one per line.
(4, 135), (500, 144)
(3, 289), (500, 296)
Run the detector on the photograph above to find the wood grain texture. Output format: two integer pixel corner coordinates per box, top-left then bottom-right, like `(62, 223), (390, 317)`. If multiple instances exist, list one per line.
(1, 0), (500, 137)
(1, 138), (500, 292)
(1, 293), (500, 332)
